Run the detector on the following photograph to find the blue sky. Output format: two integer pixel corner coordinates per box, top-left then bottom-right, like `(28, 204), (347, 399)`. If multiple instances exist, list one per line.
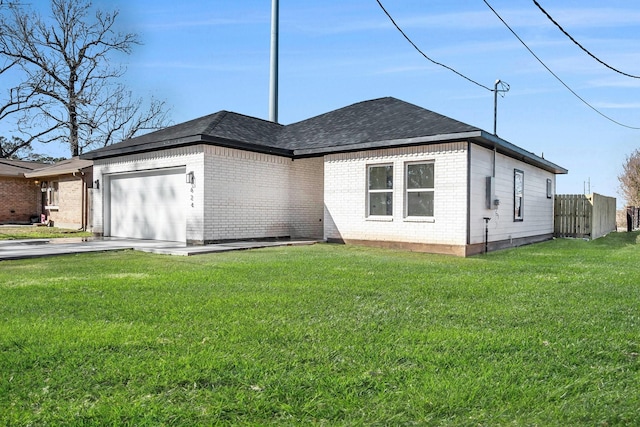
(17, 0), (640, 205)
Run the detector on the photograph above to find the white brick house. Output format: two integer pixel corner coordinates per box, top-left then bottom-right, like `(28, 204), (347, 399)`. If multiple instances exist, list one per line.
(81, 97), (567, 256)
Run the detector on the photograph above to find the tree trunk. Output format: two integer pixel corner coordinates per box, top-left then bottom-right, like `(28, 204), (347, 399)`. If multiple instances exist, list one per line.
(70, 104), (79, 157)
(69, 71), (79, 157)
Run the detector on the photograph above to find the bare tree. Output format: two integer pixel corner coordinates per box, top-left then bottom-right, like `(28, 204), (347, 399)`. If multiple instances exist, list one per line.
(0, 136), (65, 162)
(0, 0), (170, 157)
(618, 148), (640, 206)
(0, 135), (30, 158)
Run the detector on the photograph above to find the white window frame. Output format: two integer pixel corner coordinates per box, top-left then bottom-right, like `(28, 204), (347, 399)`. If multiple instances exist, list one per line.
(45, 181), (59, 210)
(404, 161), (435, 220)
(514, 169), (524, 221)
(367, 164), (393, 218)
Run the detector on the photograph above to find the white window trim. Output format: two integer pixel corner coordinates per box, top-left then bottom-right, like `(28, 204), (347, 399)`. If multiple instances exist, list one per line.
(366, 216), (394, 222)
(46, 182), (59, 209)
(404, 161), (435, 221)
(404, 217), (435, 223)
(366, 163), (394, 218)
(514, 169), (524, 221)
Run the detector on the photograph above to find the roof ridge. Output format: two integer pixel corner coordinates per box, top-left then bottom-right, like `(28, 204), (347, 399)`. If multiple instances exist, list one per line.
(201, 111), (230, 135)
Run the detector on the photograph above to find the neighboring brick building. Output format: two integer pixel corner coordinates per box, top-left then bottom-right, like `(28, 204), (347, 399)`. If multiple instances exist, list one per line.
(0, 159), (43, 224)
(24, 158), (93, 230)
(81, 97), (568, 255)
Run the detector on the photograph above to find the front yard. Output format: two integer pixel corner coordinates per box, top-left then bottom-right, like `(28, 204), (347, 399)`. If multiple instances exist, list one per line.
(0, 226), (93, 240)
(1, 234), (639, 425)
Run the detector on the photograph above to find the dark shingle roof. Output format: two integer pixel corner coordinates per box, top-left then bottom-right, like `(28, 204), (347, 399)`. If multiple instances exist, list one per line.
(82, 111), (286, 159)
(278, 97), (480, 152)
(80, 97), (566, 174)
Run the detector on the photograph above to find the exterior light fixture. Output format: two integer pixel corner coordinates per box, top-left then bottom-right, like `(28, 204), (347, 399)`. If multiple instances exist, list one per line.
(94, 179), (100, 189)
(186, 171), (195, 184)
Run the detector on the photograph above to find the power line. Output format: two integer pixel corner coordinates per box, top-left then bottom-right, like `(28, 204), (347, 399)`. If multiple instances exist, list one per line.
(533, 0), (640, 79)
(375, 0), (493, 92)
(483, 0), (640, 130)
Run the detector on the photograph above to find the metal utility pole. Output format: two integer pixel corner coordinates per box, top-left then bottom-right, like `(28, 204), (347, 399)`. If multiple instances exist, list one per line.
(269, 0), (279, 123)
(493, 80), (499, 135)
(493, 79), (509, 136)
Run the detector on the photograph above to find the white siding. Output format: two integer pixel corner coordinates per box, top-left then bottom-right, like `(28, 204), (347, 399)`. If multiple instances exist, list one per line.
(469, 144), (555, 244)
(324, 143), (468, 246)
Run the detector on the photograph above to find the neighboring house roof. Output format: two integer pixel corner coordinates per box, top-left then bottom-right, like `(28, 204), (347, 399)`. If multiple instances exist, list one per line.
(81, 97), (567, 174)
(0, 159), (45, 177)
(24, 157), (93, 178)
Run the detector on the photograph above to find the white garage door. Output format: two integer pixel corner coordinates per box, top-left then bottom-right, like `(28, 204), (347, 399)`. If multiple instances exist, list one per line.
(109, 168), (186, 242)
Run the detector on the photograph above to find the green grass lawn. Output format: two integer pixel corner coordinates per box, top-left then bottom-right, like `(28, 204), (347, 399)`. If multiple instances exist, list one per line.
(0, 226), (93, 240)
(1, 234), (639, 426)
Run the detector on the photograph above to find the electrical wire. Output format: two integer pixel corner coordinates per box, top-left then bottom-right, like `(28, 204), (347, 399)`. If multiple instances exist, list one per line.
(533, 0), (640, 79)
(375, 0), (493, 92)
(483, 0), (640, 130)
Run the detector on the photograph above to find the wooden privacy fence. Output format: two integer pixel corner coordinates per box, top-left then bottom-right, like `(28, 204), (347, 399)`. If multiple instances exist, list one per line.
(554, 193), (616, 239)
(627, 206), (640, 231)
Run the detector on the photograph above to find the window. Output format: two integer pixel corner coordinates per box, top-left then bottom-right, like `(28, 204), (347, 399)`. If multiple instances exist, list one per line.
(514, 169), (524, 221)
(405, 162), (434, 217)
(47, 181), (59, 207)
(368, 164), (393, 216)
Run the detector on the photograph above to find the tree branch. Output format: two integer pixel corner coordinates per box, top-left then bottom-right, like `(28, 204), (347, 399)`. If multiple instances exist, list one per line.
(0, 0), (165, 157)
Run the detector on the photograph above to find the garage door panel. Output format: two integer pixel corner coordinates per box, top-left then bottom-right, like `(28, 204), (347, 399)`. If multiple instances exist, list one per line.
(109, 168), (186, 242)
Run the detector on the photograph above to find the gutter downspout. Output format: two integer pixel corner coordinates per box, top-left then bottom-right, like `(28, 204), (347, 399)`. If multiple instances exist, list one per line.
(466, 141), (471, 253)
(80, 172), (87, 231)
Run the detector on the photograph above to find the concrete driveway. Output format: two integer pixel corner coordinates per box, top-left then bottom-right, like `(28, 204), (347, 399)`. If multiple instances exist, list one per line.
(0, 237), (318, 261)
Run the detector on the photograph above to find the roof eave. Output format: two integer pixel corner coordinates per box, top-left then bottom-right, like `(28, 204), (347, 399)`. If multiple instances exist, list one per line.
(24, 167), (88, 178)
(292, 131), (484, 157)
(474, 131), (568, 174)
(80, 135), (293, 161)
(293, 130), (567, 174)
(0, 160), (43, 176)
(0, 172), (28, 178)
(200, 136), (293, 157)
(79, 135), (204, 160)
(24, 161), (93, 178)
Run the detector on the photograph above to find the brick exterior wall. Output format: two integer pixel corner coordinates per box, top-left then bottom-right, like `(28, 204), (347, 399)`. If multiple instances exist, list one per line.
(92, 146), (203, 241)
(90, 140), (556, 254)
(92, 145), (324, 243)
(323, 143), (469, 254)
(0, 177), (40, 224)
(289, 157), (324, 238)
(44, 175), (87, 229)
(203, 145), (323, 241)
